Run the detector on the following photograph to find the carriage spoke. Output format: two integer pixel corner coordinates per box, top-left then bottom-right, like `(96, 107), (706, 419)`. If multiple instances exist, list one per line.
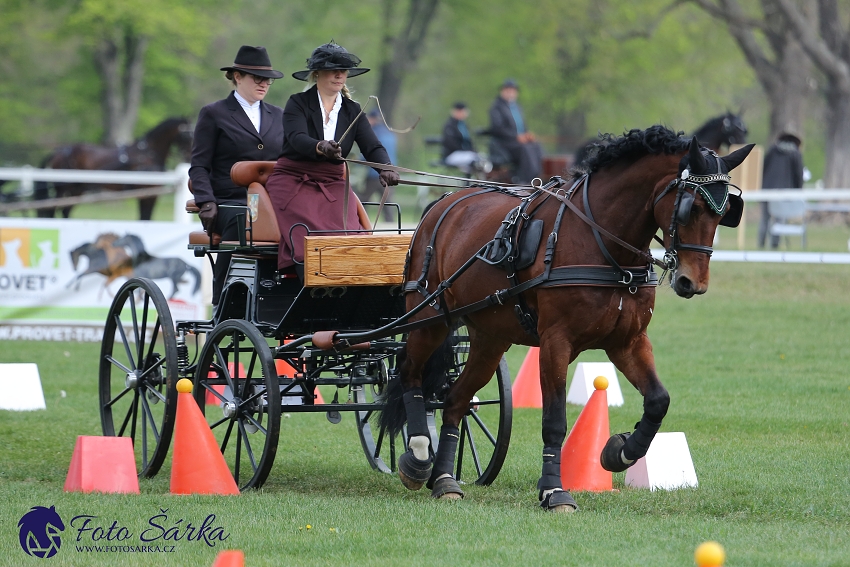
(114, 314), (136, 371)
(463, 417), (484, 477)
(139, 393), (161, 441)
(468, 409), (498, 446)
(117, 392), (136, 437)
(219, 419), (235, 452)
(237, 420), (259, 472)
(137, 354), (166, 382)
(129, 390), (140, 442)
(208, 416), (230, 430)
(141, 398), (148, 466)
(129, 293), (140, 359)
(104, 385), (133, 408)
(105, 355), (133, 376)
(137, 294), (150, 367)
(243, 412), (268, 435)
(214, 343), (235, 391)
(242, 353), (258, 399)
(203, 381), (228, 405)
(456, 419), (466, 482)
(144, 318), (162, 369)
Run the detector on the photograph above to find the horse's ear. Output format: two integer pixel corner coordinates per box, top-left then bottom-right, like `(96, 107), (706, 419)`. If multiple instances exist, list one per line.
(689, 137), (706, 171)
(722, 143), (755, 172)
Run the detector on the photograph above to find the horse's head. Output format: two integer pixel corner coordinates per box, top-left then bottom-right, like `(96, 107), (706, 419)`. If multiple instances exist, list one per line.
(654, 138), (754, 298)
(721, 112), (748, 145)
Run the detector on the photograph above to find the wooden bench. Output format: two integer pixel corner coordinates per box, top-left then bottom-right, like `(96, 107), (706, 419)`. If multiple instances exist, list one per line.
(187, 161), (411, 286)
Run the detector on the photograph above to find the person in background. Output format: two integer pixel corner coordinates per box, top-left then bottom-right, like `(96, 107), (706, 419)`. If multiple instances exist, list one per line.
(441, 102), (489, 176)
(189, 45), (285, 305)
(356, 109), (397, 222)
(265, 41), (399, 271)
(487, 78), (543, 183)
(758, 130), (805, 249)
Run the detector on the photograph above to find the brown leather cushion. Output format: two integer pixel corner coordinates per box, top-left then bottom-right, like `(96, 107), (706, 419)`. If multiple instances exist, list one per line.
(186, 199), (200, 213)
(231, 161), (278, 188)
(246, 182), (281, 243)
(189, 231), (221, 246)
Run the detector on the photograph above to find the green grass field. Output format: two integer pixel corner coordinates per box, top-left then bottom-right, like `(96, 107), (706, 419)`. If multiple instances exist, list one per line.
(1, 262), (850, 566)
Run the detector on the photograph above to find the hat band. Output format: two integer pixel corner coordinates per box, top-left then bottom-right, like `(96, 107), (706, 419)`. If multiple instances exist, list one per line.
(232, 64), (273, 70)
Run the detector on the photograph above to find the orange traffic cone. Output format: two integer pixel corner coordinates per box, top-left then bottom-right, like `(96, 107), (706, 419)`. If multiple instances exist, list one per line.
(170, 378), (240, 495)
(512, 347), (542, 408)
(64, 436), (140, 494)
(211, 550), (245, 567)
(560, 376), (613, 491)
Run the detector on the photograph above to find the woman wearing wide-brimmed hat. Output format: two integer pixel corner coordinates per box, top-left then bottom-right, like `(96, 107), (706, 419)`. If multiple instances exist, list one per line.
(265, 40), (400, 270)
(189, 45), (285, 304)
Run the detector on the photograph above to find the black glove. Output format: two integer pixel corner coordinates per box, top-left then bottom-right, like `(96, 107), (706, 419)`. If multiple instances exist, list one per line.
(198, 201), (218, 235)
(379, 169), (400, 187)
(316, 140), (342, 160)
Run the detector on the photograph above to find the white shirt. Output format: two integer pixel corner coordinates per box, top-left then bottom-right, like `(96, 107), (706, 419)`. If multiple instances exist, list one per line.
(318, 90), (342, 141)
(234, 91), (261, 133)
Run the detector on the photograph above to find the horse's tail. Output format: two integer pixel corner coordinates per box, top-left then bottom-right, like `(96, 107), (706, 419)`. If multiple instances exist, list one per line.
(377, 333), (455, 437)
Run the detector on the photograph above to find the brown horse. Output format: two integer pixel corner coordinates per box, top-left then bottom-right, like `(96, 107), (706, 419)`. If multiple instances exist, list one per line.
(34, 117), (193, 220)
(379, 125), (753, 510)
(67, 233), (134, 299)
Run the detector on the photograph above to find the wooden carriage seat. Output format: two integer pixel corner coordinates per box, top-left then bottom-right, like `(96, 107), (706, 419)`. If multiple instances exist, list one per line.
(186, 161), (372, 247)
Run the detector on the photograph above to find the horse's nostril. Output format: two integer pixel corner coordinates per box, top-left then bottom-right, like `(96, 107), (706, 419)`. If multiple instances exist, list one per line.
(675, 275), (693, 293)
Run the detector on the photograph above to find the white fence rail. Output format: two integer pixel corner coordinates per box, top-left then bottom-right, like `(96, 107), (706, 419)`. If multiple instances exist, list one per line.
(0, 164), (193, 223)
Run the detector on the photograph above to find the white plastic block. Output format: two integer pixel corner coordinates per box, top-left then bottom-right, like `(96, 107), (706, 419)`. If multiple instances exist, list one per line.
(624, 432), (698, 491)
(566, 362), (624, 406)
(0, 363), (46, 411)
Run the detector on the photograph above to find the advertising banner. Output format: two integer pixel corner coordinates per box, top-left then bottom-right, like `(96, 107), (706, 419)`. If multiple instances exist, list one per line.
(0, 219), (206, 340)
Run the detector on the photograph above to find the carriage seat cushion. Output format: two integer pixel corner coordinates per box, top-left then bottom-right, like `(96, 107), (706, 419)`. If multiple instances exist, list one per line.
(231, 161), (278, 188)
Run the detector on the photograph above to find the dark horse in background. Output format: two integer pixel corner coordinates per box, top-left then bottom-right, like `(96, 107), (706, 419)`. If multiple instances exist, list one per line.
(574, 112), (747, 171)
(379, 125), (753, 510)
(34, 117), (193, 220)
(691, 111), (748, 152)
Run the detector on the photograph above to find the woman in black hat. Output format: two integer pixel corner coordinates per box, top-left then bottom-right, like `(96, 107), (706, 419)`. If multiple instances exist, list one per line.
(189, 45), (285, 304)
(265, 40), (400, 270)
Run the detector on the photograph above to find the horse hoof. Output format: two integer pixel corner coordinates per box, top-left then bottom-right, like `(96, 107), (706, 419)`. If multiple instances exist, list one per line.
(539, 490), (578, 512)
(431, 476), (464, 500)
(600, 432), (634, 473)
(398, 450), (432, 491)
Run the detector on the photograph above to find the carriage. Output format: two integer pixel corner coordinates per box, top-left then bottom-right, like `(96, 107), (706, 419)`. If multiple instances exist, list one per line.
(98, 160), (513, 491)
(98, 127), (754, 508)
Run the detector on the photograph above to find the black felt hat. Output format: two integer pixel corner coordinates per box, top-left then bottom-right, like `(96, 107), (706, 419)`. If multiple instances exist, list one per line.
(220, 46), (284, 79)
(292, 41), (370, 81)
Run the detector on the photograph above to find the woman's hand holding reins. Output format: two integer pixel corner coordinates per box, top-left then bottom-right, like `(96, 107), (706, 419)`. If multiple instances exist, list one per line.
(316, 140), (342, 160)
(379, 169), (400, 187)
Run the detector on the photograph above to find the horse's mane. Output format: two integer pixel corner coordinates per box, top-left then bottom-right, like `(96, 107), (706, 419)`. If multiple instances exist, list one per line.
(574, 125), (687, 178)
(692, 114), (727, 141)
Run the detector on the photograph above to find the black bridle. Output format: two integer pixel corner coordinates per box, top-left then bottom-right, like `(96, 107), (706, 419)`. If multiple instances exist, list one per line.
(652, 153), (743, 273)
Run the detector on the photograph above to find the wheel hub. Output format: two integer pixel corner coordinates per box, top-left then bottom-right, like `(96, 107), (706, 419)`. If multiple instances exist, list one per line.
(125, 371), (139, 389)
(222, 400), (238, 419)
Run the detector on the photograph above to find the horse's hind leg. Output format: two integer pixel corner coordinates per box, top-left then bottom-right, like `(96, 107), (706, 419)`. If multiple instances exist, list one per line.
(601, 334), (670, 472)
(397, 324), (450, 491)
(429, 331), (510, 500)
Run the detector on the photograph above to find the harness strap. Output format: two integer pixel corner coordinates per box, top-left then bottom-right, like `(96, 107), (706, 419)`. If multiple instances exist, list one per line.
(582, 174), (629, 278)
(535, 176), (667, 271)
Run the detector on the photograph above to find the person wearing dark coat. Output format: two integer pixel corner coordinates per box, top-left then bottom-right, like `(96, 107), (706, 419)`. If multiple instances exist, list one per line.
(189, 45), (285, 304)
(487, 79), (543, 183)
(440, 102), (489, 175)
(758, 131), (805, 249)
(265, 41), (399, 270)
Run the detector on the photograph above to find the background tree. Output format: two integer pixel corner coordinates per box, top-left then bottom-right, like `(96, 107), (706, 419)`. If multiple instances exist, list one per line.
(772, 0), (850, 188)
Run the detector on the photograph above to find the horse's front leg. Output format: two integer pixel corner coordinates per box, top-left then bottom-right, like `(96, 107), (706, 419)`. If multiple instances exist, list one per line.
(537, 333), (578, 512)
(602, 333), (670, 472)
(396, 325), (449, 491)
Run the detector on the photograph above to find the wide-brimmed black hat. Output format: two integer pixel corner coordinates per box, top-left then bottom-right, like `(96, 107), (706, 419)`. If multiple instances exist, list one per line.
(292, 41), (370, 81)
(220, 46), (284, 79)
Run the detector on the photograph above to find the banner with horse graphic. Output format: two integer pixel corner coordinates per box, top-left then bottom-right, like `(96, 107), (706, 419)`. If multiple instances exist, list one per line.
(0, 219), (205, 340)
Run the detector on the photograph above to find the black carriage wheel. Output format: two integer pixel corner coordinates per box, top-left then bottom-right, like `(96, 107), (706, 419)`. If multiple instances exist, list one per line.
(99, 277), (178, 478)
(354, 360), (408, 474)
(447, 325), (512, 486)
(194, 319), (280, 490)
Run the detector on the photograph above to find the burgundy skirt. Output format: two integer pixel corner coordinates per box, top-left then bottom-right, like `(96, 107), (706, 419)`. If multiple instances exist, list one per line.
(266, 157), (361, 268)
